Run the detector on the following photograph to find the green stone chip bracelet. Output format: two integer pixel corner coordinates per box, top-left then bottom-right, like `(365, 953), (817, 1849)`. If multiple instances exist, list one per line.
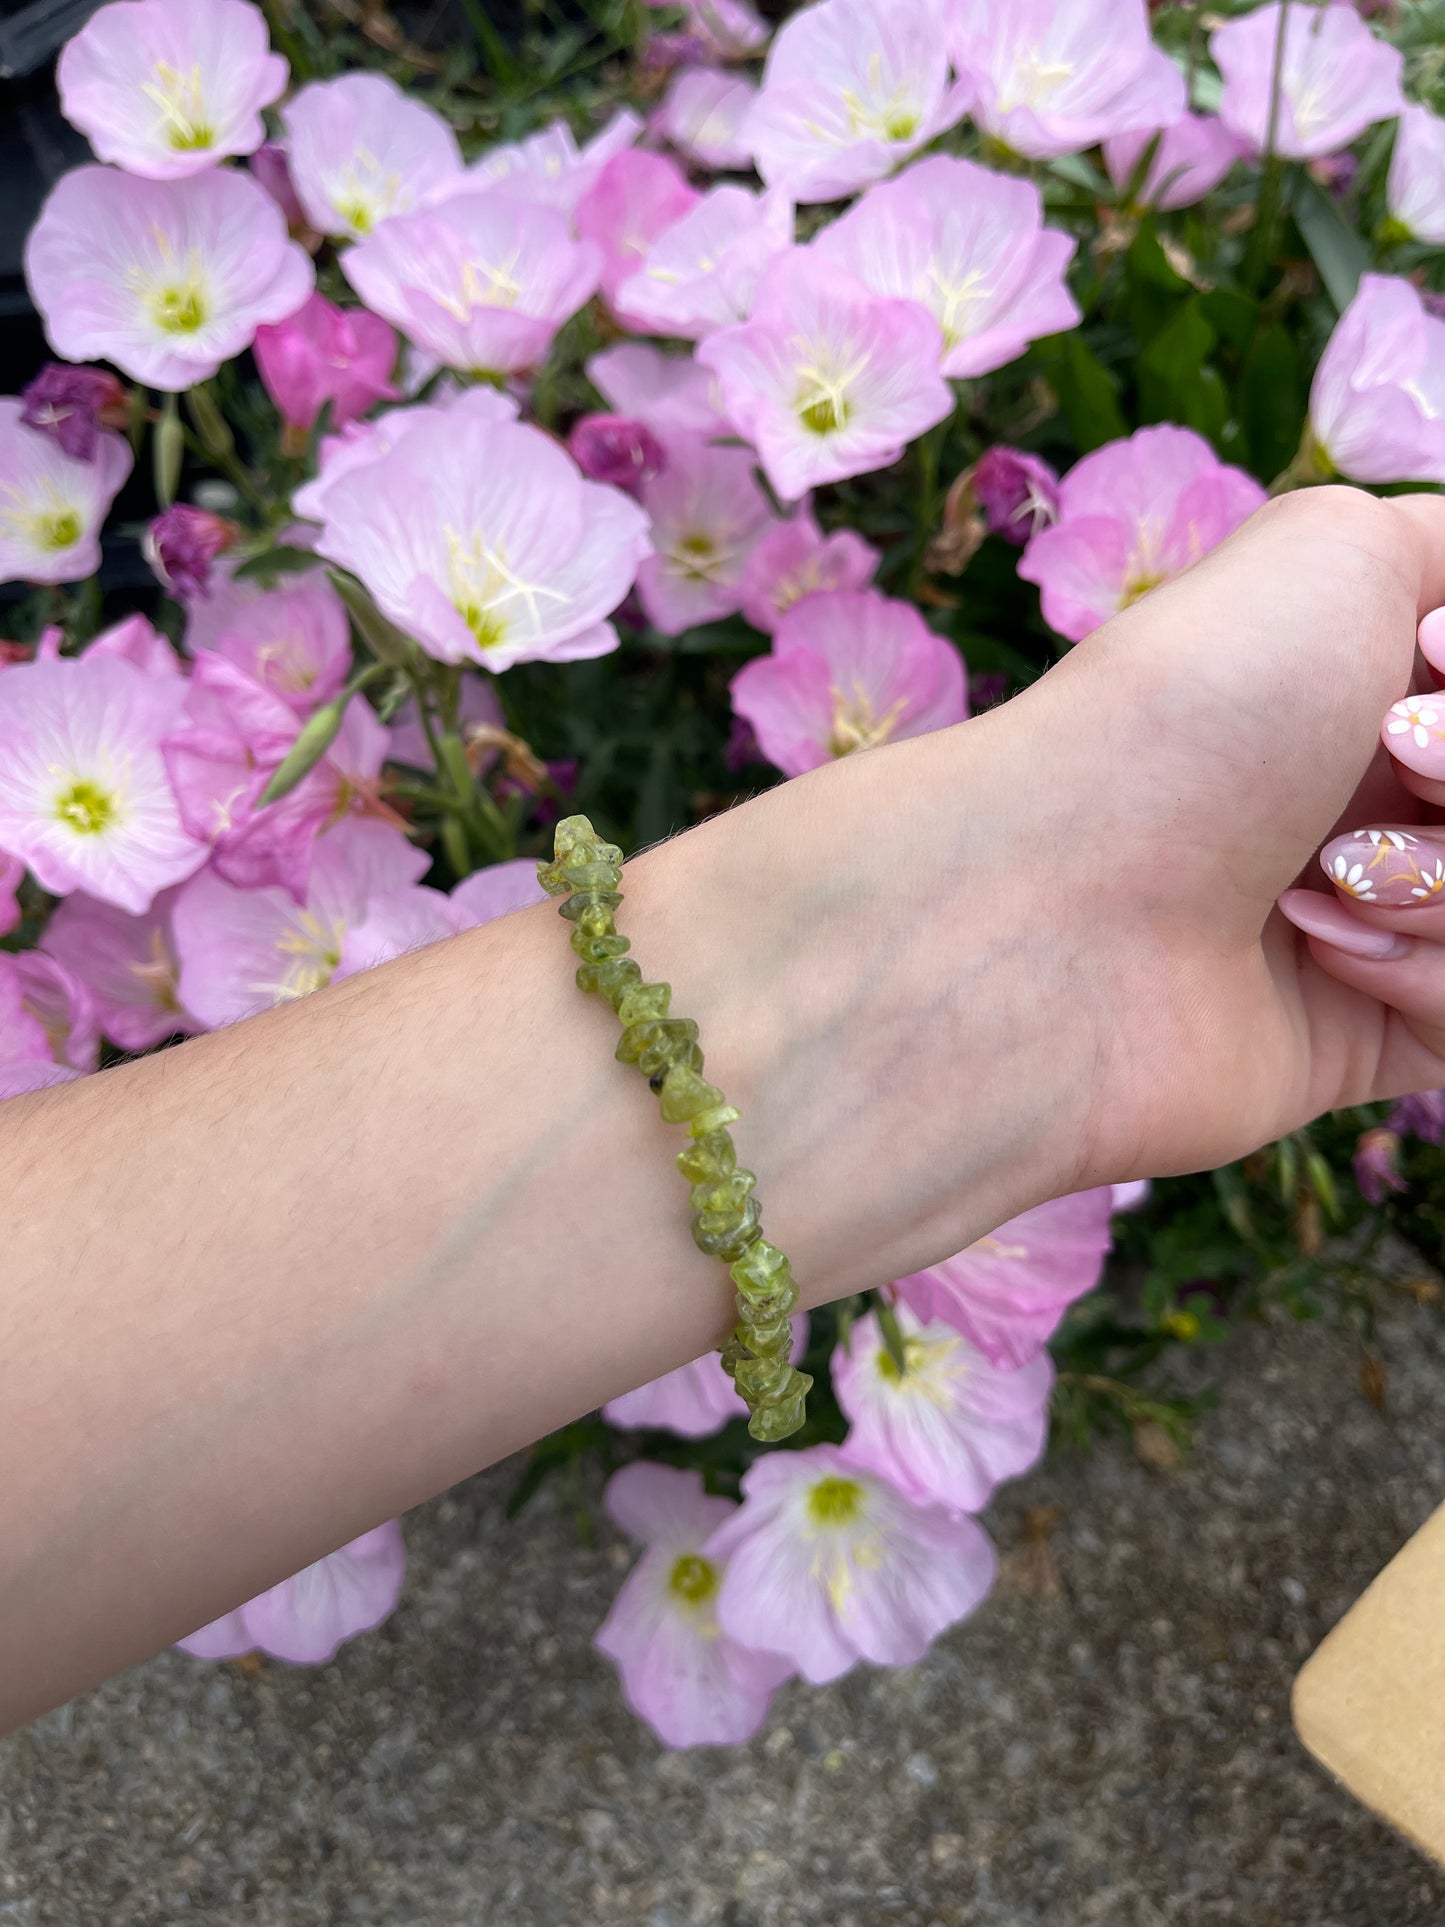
(538, 815), (812, 1443)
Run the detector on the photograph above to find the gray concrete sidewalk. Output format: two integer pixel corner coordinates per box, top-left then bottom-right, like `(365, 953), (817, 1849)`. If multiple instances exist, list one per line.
(3, 1296), (1445, 1927)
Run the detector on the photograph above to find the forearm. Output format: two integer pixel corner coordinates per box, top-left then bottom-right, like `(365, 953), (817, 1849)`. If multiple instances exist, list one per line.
(0, 709), (1081, 1729)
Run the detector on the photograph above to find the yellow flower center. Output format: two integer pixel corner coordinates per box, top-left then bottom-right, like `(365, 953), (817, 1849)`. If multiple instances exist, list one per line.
(151, 280), (208, 336)
(37, 509), (81, 552)
(144, 61), (214, 152)
(829, 683), (907, 758)
(54, 778), (116, 836)
(807, 1475), (865, 1527)
(667, 1553), (719, 1606)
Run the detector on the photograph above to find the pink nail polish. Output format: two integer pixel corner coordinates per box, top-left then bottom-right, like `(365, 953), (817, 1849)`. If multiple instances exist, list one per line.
(1419, 607), (1445, 677)
(1320, 827), (1445, 908)
(1382, 694), (1445, 774)
(1277, 890), (1413, 960)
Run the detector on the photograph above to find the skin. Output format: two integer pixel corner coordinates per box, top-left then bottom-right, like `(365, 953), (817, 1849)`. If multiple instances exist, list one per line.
(3, 485), (1445, 1732)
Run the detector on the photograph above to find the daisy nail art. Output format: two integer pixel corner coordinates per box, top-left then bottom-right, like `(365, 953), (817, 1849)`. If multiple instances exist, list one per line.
(1383, 695), (1445, 772)
(1321, 827), (1445, 908)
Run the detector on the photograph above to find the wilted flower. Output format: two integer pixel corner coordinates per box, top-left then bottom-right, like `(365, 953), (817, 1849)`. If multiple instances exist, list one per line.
(698, 251), (953, 500)
(56, 0), (286, 178)
(635, 437), (776, 635)
(655, 67), (758, 171)
(814, 155), (1079, 379)
(730, 588), (967, 775)
(746, 0), (970, 203)
(894, 1188), (1116, 1370)
(575, 150), (701, 310)
(19, 364), (128, 463)
(254, 292), (397, 441)
(1308, 275), (1445, 485)
(947, 0), (1184, 161)
(283, 73), (462, 240)
(43, 888), (197, 1051)
(144, 504), (240, 601)
(190, 572), (352, 714)
(972, 446), (1060, 546)
(1018, 424), (1266, 642)
(616, 185), (793, 341)
(587, 342), (729, 440)
(1387, 105), (1445, 245)
(1212, 0), (1404, 160)
(594, 1464), (793, 1748)
(567, 414), (667, 495)
(25, 165), (313, 391)
(832, 1306), (1053, 1513)
(1104, 113), (1244, 211)
(0, 398), (133, 588)
(0, 657), (204, 915)
(342, 189), (600, 377)
(178, 1522), (406, 1664)
(738, 502), (879, 633)
(312, 414), (652, 670)
(707, 1444), (997, 1685)
(1353, 1126), (1407, 1204)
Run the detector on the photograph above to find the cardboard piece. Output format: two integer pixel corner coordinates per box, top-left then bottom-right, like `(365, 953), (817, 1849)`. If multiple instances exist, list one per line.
(1293, 1502), (1445, 1865)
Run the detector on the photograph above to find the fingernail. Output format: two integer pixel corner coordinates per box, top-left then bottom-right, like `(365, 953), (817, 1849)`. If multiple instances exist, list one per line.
(1320, 827), (1445, 908)
(1277, 889), (1413, 960)
(1419, 607), (1445, 676)
(1382, 694), (1445, 773)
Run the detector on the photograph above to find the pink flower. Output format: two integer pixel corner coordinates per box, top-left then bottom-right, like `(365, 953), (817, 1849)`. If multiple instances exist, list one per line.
(1389, 1088), (1445, 1144)
(25, 165), (313, 391)
(162, 658), (393, 900)
(250, 141), (308, 232)
(635, 437), (775, 636)
(57, 0), (286, 178)
(342, 190), (601, 377)
(190, 573), (352, 714)
(10, 949), (100, 1072)
(813, 156), (1079, 379)
(334, 885), (465, 982)
(282, 73), (462, 240)
(947, 0), (1185, 161)
(707, 1444), (996, 1685)
(587, 343), (729, 440)
(449, 858), (548, 927)
(655, 67), (758, 171)
(731, 589), (967, 776)
(617, 185), (793, 341)
(1104, 113), (1244, 211)
(1212, 1), (1404, 160)
(567, 414), (667, 495)
(43, 887), (197, 1050)
(0, 657), (203, 915)
(832, 1306), (1052, 1514)
(82, 612), (182, 679)
(0, 953), (79, 1098)
(1018, 424), (1266, 643)
(645, 0), (769, 62)
(0, 398), (132, 588)
(595, 1464), (793, 1748)
(972, 446), (1060, 546)
(254, 292), (397, 439)
(574, 151), (701, 311)
(290, 384), (520, 528)
(178, 1521), (406, 1665)
(738, 502), (878, 633)
(605, 1318), (808, 1437)
(746, 0), (970, 203)
(144, 504), (239, 602)
(20, 364), (128, 463)
(699, 252), (952, 500)
(1308, 275), (1445, 485)
(894, 1188), (1115, 1371)
(312, 414), (651, 670)
(465, 110), (642, 214)
(172, 819), (427, 1024)
(1388, 105), (1445, 244)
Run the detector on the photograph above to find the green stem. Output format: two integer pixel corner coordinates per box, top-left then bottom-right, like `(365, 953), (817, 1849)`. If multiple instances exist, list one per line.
(1241, 0), (1292, 292)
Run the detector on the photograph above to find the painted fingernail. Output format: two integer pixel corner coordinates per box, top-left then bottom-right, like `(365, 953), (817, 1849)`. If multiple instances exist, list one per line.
(1382, 693), (1445, 773)
(1277, 889), (1413, 960)
(1419, 607), (1445, 676)
(1320, 827), (1445, 907)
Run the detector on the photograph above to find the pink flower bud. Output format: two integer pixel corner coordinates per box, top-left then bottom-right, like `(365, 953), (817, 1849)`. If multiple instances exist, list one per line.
(144, 505), (240, 601)
(20, 364), (129, 463)
(567, 413), (666, 494)
(253, 291), (398, 439)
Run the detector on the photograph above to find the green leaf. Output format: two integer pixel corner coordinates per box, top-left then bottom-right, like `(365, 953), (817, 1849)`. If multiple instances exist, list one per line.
(1240, 323), (1304, 481)
(259, 696), (349, 805)
(1138, 297), (1228, 444)
(1198, 289), (1260, 354)
(326, 568), (419, 669)
(1040, 332), (1128, 453)
(232, 544), (325, 584)
(1292, 173), (1370, 312)
(1123, 225), (1191, 349)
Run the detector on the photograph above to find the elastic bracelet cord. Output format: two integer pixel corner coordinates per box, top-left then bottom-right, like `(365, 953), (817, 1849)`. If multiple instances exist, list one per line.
(538, 815), (813, 1443)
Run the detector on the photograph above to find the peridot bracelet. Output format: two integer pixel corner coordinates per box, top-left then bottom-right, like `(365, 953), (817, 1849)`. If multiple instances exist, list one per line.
(538, 815), (812, 1443)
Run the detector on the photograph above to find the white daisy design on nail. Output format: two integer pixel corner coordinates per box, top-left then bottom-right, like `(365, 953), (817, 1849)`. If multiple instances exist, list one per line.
(1351, 828), (1416, 850)
(1411, 859), (1445, 899)
(1386, 697), (1441, 749)
(1329, 856), (1377, 898)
